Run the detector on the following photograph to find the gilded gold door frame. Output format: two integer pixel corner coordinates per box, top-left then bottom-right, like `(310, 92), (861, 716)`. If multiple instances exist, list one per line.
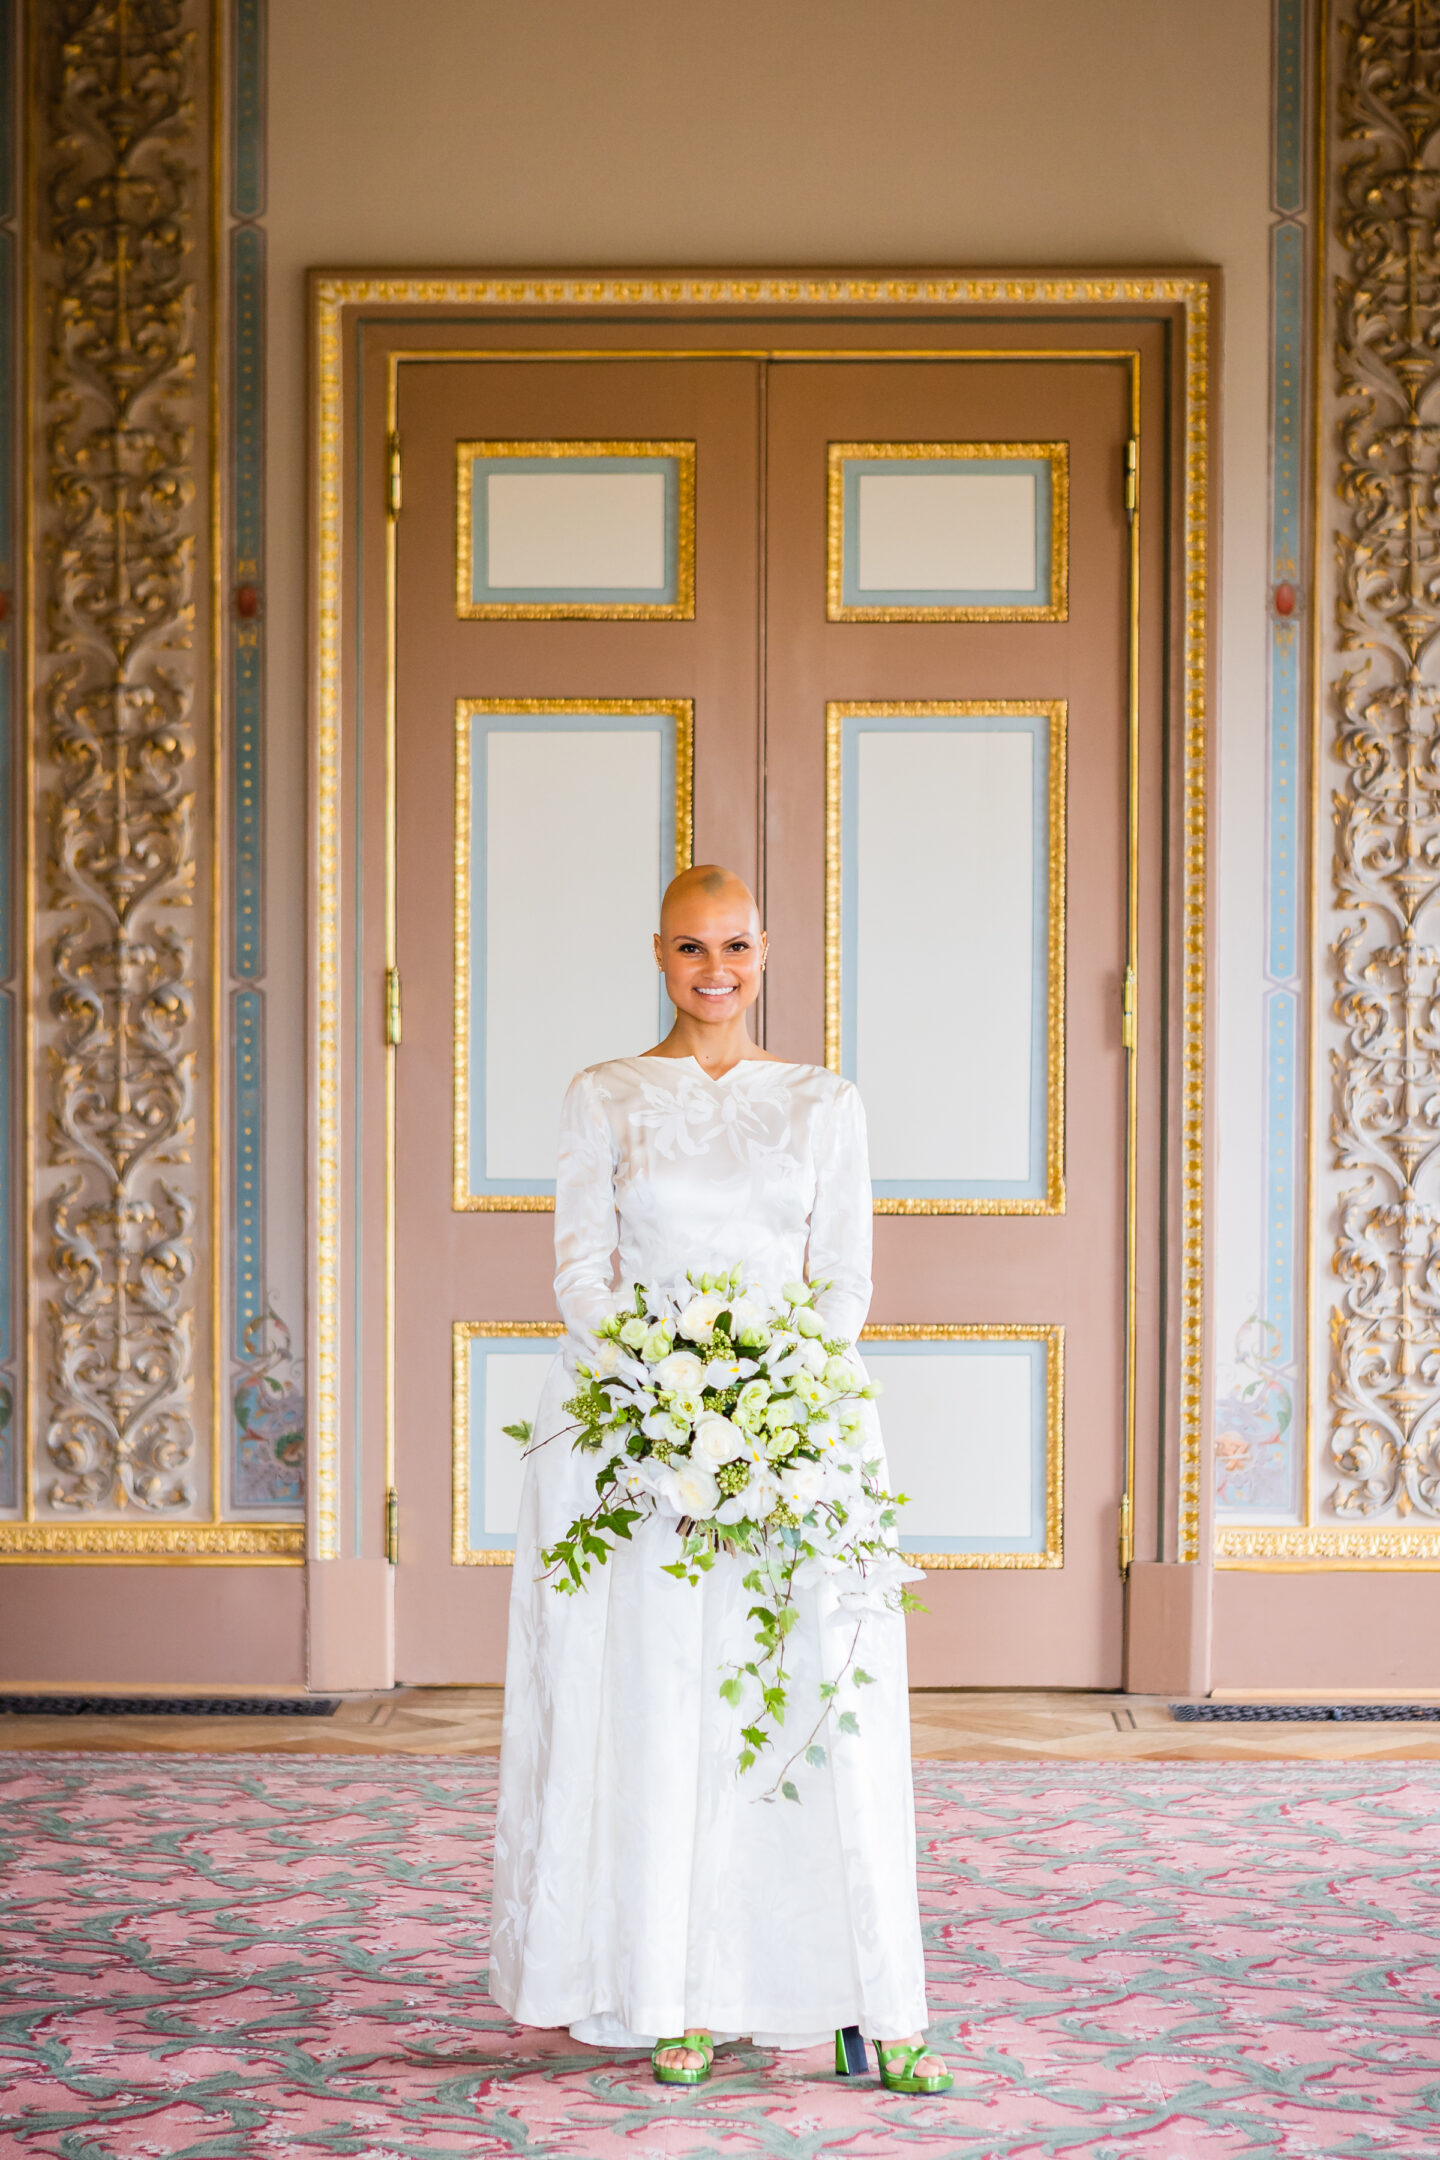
(309, 273), (1213, 1586)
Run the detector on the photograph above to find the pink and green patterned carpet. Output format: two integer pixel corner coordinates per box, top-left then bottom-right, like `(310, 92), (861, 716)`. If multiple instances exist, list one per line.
(2, 1752), (1439, 2156)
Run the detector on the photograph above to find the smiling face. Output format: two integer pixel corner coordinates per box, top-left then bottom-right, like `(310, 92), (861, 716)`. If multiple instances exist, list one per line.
(654, 866), (766, 1030)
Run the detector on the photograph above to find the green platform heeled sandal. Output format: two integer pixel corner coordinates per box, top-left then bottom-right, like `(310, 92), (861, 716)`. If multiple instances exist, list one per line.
(875, 2038), (954, 2094)
(651, 2032), (714, 2086)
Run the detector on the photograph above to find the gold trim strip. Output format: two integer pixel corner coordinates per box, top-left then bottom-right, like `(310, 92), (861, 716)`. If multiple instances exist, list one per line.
(456, 439), (695, 619)
(825, 702), (1065, 1215)
(0, 1522), (304, 1563)
(1176, 285), (1211, 1561)
(825, 441), (1069, 622)
(861, 1322), (1064, 1569)
(453, 1320), (564, 1564)
(1216, 1525), (1440, 1571)
(311, 272), (1210, 1569)
(452, 697), (694, 1214)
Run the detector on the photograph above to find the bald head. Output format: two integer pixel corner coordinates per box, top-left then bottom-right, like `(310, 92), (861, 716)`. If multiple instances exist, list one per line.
(660, 864), (759, 937)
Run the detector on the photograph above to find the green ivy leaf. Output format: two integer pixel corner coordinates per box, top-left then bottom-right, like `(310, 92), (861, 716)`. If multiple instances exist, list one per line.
(853, 1668), (876, 1686)
(718, 1677), (743, 1707)
(838, 1710), (860, 1736)
(781, 1781), (800, 1802)
(805, 1744), (827, 1769)
(501, 1420), (532, 1444)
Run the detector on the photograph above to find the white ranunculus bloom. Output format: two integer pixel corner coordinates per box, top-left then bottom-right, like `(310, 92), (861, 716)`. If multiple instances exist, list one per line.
(691, 1413), (749, 1468)
(764, 1424), (802, 1461)
(734, 1378), (771, 1428)
(651, 1348), (705, 1394)
(764, 1396), (803, 1431)
(676, 1293), (725, 1343)
(641, 1322), (675, 1364)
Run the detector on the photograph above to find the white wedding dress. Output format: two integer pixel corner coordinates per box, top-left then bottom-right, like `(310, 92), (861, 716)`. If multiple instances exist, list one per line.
(489, 1055), (928, 2048)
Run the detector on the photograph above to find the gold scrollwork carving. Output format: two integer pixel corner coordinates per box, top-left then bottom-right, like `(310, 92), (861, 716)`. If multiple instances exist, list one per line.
(34, 1), (203, 1515)
(1325, 0), (1440, 1528)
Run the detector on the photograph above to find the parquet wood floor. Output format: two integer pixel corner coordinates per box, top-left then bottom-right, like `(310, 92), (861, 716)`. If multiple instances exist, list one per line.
(4, 1688), (1440, 1759)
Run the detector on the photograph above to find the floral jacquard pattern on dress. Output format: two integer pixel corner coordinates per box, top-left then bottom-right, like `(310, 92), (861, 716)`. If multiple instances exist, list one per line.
(490, 1057), (927, 2049)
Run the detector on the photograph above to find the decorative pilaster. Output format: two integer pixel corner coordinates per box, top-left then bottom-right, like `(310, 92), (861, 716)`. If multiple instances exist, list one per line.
(1326, 0), (1440, 1532)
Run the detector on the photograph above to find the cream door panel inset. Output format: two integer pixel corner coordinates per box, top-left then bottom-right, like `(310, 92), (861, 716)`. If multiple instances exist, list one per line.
(457, 442), (696, 618)
(826, 442), (1068, 621)
(455, 701), (692, 1205)
(828, 703), (1065, 1212)
(488, 471), (666, 589)
(862, 1326), (1062, 1567)
(857, 471), (1037, 592)
(452, 1325), (564, 1562)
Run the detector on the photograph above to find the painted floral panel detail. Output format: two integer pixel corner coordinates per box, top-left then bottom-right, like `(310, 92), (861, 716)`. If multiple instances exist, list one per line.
(232, 1307), (304, 1506)
(1215, 1313), (1296, 1514)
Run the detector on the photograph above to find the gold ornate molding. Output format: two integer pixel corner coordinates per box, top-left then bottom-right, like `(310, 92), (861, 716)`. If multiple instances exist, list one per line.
(0, 1520), (302, 1563)
(5, 0), (234, 1559)
(1323, 0), (1440, 1538)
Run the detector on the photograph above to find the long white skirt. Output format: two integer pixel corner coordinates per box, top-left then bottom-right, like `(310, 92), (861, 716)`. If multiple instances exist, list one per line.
(488, 1355), (928, 2045)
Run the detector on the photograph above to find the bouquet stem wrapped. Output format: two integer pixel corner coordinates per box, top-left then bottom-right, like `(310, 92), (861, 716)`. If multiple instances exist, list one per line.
(532, 1267), (921, 1798)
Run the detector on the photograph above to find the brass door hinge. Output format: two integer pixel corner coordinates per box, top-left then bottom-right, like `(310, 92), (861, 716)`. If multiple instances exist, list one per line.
(385, 1486), (399, 1564)
(1121, 966), (1137, 1050)
(387, 432), (402, 519)
(1117, 1490), (1133, 1578)
(1124, 435), (1139, 522)
(385, 964), (402, 1046)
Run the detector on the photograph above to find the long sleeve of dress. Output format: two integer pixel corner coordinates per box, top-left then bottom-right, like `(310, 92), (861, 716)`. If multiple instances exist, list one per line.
(552, 1069), (620, 1341)
(806, 1079), (874, 1346)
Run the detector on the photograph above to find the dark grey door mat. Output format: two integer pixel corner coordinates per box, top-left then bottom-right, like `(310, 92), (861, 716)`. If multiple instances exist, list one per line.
(0, 1695), (340, 1717)
(1174, 1702), (1440, 1721)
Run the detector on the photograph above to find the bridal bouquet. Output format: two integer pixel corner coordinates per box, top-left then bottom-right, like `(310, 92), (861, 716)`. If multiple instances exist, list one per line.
(532, 1267), (920, 1798)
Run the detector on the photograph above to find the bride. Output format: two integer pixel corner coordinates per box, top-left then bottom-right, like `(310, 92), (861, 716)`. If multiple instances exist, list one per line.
(489, 864), (950, 2093)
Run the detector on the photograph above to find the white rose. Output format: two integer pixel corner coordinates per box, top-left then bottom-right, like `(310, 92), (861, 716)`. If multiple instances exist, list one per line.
(779, 1459), (825, 1510)
(691, 1414), (749, 1468)
(641, 1323), (675, 1363)
(619, 1316), (648, 1349)
(669, 1459), (721, 1519)
(676, 1293), (725, 1343)
(702, 1354), (741, 1390)
(652, 1349), (705, 1394)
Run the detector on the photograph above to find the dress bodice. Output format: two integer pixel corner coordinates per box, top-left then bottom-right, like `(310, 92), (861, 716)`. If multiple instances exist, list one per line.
(553, 1055), (873, 1346)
